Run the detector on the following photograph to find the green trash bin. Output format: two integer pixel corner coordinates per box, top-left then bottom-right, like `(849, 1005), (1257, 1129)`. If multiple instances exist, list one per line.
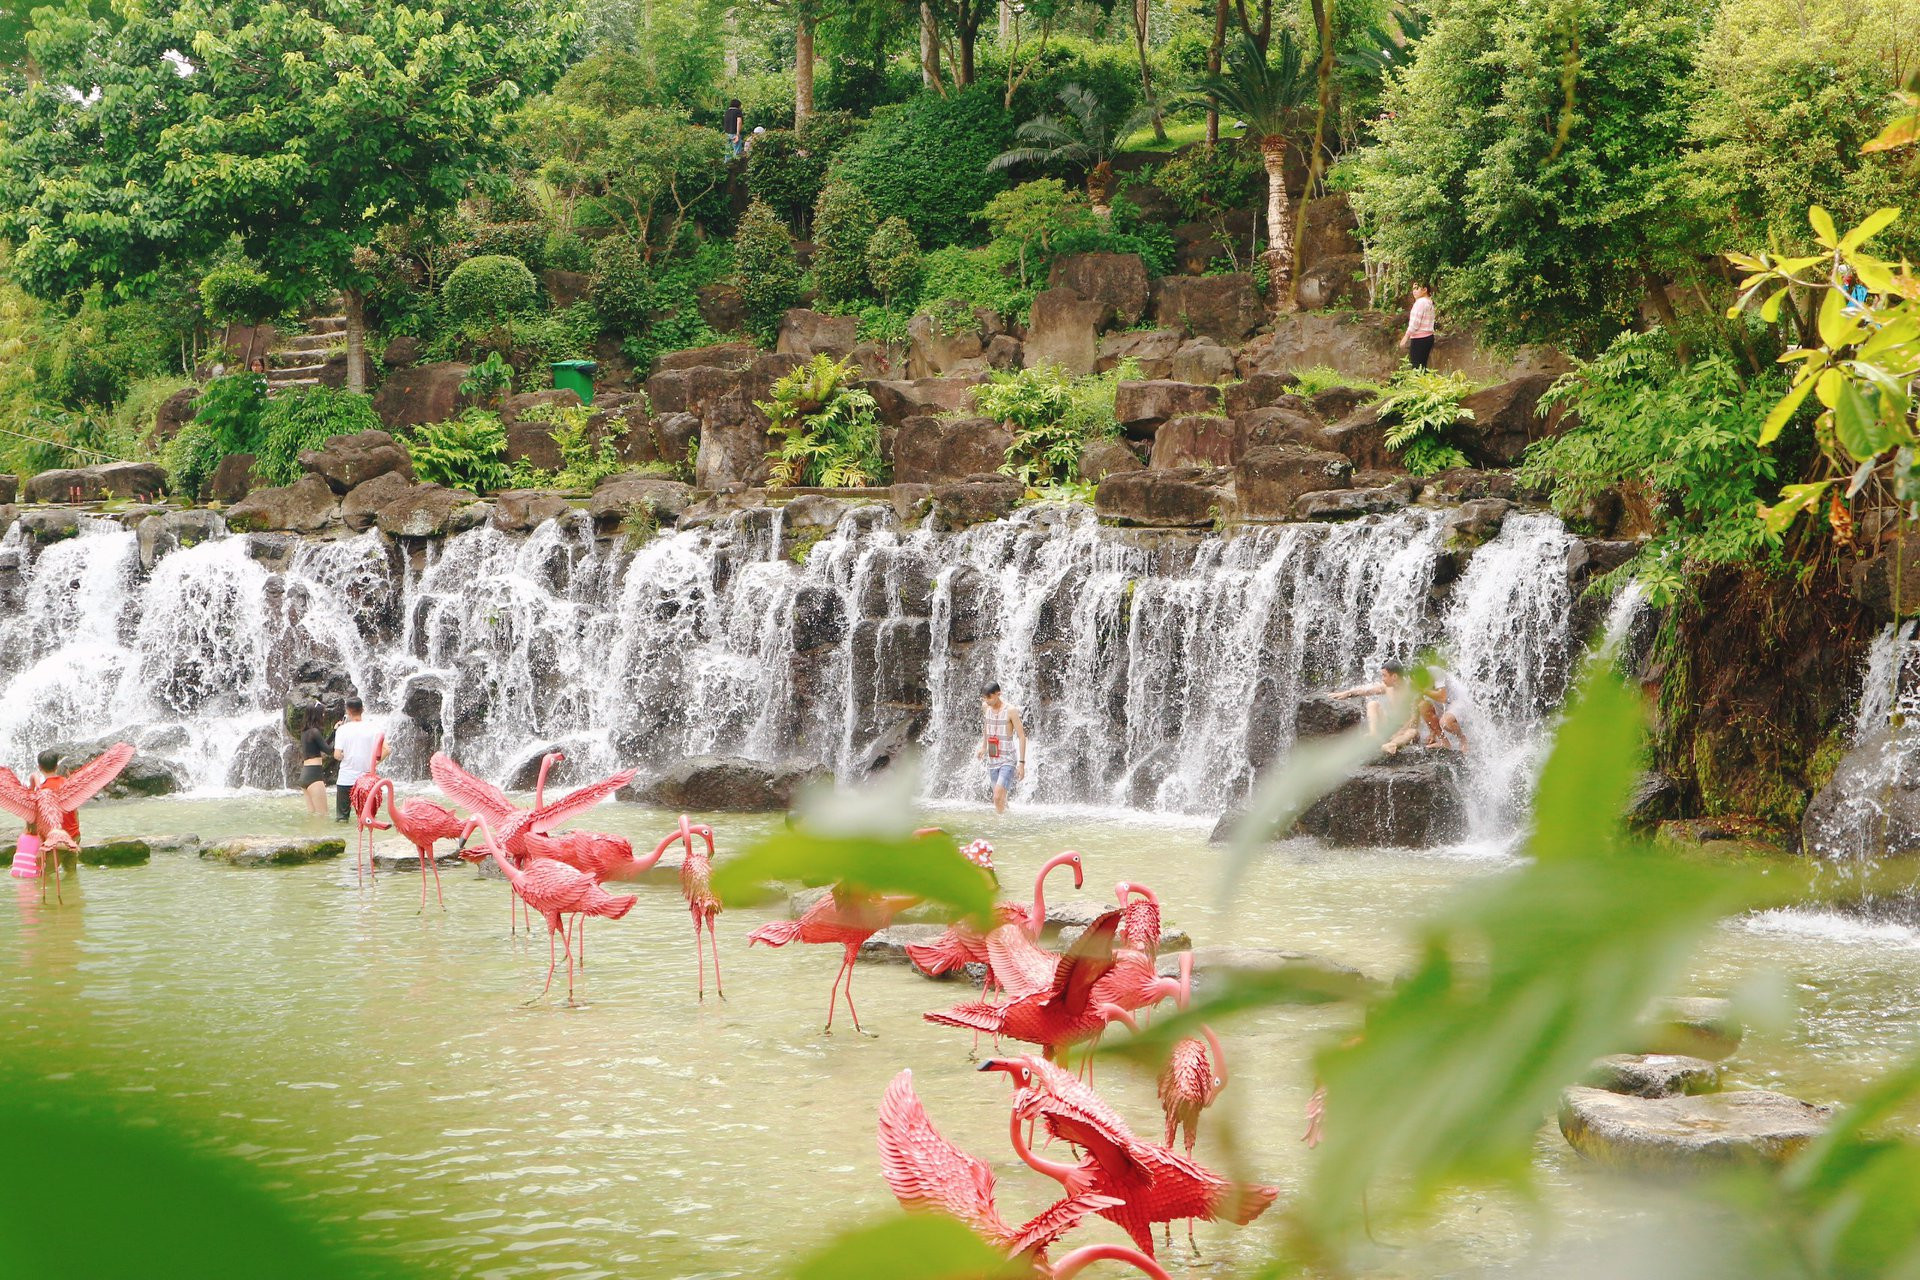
(551, 359), (598, 407)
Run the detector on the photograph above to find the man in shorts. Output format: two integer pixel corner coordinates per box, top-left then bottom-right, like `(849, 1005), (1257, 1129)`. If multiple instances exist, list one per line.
(975, 682), (1028, 815)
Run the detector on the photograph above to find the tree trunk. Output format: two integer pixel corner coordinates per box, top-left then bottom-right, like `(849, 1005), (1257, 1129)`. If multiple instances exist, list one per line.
(921, 2), (943, 90)
(1133, 0), (1166, 143)
(1643, 269), (1691, 363)
(1290, 0), (1335, 308)
(795, 9), (815, 124)
(1205, 0), (1227, 145)
(343, 287), (368, 394)
(1261, 138), (1295, 309)
(958, 0), (976, 85)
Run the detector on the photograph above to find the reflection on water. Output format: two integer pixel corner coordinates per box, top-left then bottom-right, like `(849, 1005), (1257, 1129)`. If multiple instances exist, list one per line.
(6, 794), (1920, 1277)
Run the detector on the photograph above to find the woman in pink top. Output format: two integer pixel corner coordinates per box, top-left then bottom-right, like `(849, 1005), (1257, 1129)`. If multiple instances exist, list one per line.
(1401, 283), (1435, 369)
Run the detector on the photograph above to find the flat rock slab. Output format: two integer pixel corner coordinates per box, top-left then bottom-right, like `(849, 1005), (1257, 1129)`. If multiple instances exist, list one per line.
(145, 835), (203, 855)
(79, 839), (153, 867)
(369, 843), (466, 873)
(1560, 1087), (1830, 1173)
(201, 836), (345, 867)
(858, 924), (972, 976)
(1588, 1053), (1720, 1099)
(1154, 945), (1366, 994)
(1644, 996), (1744, 1060)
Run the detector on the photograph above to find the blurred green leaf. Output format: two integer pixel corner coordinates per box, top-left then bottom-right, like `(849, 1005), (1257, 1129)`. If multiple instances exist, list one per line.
(1105, 958), (1378, 1066)
(790, 1213), (1009, 1280)
(713, 828), (995, 922)
(1526, 672), (1641, 862)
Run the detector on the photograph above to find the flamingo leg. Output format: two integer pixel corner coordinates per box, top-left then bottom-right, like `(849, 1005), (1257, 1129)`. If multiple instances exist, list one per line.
(694, 918), (706, 1001)
(531, 912), (560, 1003)
(564, 917), (579, 1005)
(577, 916), (586, 969)
(842, 945), (877, 1037)
(708, 918), (725, 1001)
(823, 952), (847, 1032)
(428, 845), (445, 910)
(417, 841), (429, 913)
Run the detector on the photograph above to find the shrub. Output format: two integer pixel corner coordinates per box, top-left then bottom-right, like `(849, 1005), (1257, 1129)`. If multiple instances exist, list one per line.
(441, 254), (539, 328)
(1050, 191), (1177, 277)
(591, 235), (653, 334)
(459, 351), (515, 404)
(1292, 365), (1384, 398)
(164, 372), (265, 498)
(623, 239), (732, 372)
(254, 387), (383, 486)
(406, 408), (511, 494)
(811, 181), (879, 306)
(722, 69), (796, 133)
(831, 85), (1015, 248)
(864, 218), (921, 307)
(199, 263), (280, 325)
(507, 401), (626, 490)
(972, 360), (1132, 486)
(733, 199), (800, 343)
(914, 245), (1033, 322)
(513, 304), (600, 367)
(745, 113), (862, 231)
(758, 354), (884, 487)
(1377, 368), (1476, 475)
(541, 230), (593, 274)
(982, 179), (1093, 286)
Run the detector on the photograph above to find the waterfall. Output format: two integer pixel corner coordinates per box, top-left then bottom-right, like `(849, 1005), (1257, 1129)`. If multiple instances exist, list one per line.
(0, 502), (1612, 839)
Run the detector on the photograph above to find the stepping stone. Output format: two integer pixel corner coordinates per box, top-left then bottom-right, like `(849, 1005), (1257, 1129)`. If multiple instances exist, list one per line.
(145, 834), (203, 855)
(858, 924), (971, 975)
(1559, 1086), (1830, 1172)
(1587, 1053), (1720, 1099)
(1644, 996), (1744, 1060)
(79, 839), (152, 867)
(201, 836), (345, 867)
(369, 842), (466, 873)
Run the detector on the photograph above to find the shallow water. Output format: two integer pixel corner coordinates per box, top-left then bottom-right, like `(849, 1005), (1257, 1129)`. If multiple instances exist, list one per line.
(6, 793), (1920, 1277)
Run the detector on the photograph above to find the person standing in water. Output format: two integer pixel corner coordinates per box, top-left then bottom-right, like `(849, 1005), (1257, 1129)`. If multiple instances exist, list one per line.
(331, 698), (387, 823)
(975, 682), (1028, 815)
(297, 705), (330, 818)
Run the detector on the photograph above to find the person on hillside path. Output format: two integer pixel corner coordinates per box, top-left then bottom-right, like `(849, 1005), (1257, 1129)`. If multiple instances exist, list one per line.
(976, 682), (1028, 815)
(1401, 283), (1435, 370)
(297, 705), (330, 818)
(722, 99), (744, 158)
(331, 698), (387, 823)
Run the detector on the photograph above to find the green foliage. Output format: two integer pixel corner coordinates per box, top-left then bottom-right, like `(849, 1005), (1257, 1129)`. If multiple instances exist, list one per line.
(973, 360), (1132, 486)
(590, 235), (653, 334)
(831, 85), (1015, 248)
(1291, 364), (1383, 398)
(199, 263), (280, 325)
(163, 373), (266, 498)
(459, 352), (516, 403)
(441, 255), (540, 328)
(785, 1213), (1004, 1280)
(1520, 328), (1786, 599)
(1350, 0), (1700, 352)
(506, 402), (624, 490)
(512, 303), (601, 367)
(758, 354), (884, 488)
(989, 81), (1152, 203)
(982, 179), (1094, 287)
(254, 387), (382, 487)
(622, 239), (732, 371)
(915, 245), (1034, 321)
(810, 181), (879, 307)
(33, 288), (187, 412)
(745, 110), (865, 231)
(1377, 368), (1475, 476)
(405, 408), (511, 494)
(734, 199), (800, 343)
(1151, 142), (1262, 223)
(863, 217), (921, 307)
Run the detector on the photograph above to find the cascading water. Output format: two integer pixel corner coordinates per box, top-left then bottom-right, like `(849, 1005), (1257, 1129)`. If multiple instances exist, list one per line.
(0, 501), (1615, 841)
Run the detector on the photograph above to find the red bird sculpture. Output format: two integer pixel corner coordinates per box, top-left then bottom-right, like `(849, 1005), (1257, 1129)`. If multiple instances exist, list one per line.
(906, 848), (1084, 982)
(0, 743), (133, 902)
(358, 777), (477, 911)
(664, 815), (725, 1001)
(471, 815), (636, 1004)
(748, 884), (920, 1034)
(1158, 1023), (1228, 1158)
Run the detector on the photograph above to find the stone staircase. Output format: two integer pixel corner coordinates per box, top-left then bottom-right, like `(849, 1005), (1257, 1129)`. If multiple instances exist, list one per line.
(265, 312), (347, 395)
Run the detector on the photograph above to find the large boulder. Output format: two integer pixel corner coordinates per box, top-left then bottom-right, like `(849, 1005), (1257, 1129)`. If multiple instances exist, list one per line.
(1299, 193), (1361, 265)
(1236, 407), (1334, 454)
(932, 475), (1024, 531)
(1559, 1087), (1830, 1173)
(1095, 467), (1231, 528)
(1151, 274), (1264, 342)
(1293, 748), (1466, 846)
(1456, 375), (1563, 467)
(1169, 339), (1236, 385)
(1296, 254), (1369, 311)
(492, 488), (574, 534)
(654, 341), (757, 372)
(22, 462), (169, 504)
(1235, 444), (1353, 519)
(1222, 373), (1302, 418)
(868, 377), (984, 427)
(339, 471), (416, 532)
(382, 335), (423, 369)
(1114, 381), (1221, 439)
(696, 283), (749, 335)
(48, 743), (184, 798)
(374, 483), (486, 538)
(590, 473), (695, 533)
(1321, 406), (1398, 472)
(207, 453), (258, 504)
(0, 474), (14, 504)
(225, 473), (341, 533)
(542, 268), (592, 309)
(1851, 533), (1920, 617)
(1802, 728), (1920, 863)
(893, 416), (1015, 485)
(906, 310), (986, 379)
(1149, 415), (1238, 470)
(1587, 1054), (1721, 1099)
(1078, 440), (1144, 484)
(1022, 289), (1110, 376)
(371, 363), (473, 431)
(1096, 329), (1184, 380)
(1047, 253), (1150, 328)
(202, 836), (346, 867)
(135, 509), (222, 572)
(155, 386), (200, 441)
(634, 755), (829, 811)
(777, 308), (860, 359)
(1294, 480), (1415, 521)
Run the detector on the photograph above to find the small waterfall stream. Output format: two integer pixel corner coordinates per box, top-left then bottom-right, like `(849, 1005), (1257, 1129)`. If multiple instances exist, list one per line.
(0, 502), (1610, 838)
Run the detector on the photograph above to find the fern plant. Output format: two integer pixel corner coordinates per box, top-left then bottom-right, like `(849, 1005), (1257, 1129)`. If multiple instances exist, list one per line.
(507, 402), (625, 490)
(974, 361), (1133, 487)
(406, 408), (511, 494)
(757, 355), (885, 488)
(1377, 368), (1475, 476)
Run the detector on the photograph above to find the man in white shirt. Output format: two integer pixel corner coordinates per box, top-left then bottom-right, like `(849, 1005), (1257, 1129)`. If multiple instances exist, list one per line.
(331, 698), (388, 822)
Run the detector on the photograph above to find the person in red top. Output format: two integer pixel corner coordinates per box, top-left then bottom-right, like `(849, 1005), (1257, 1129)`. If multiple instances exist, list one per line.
(28, 750), (82, 843)
(1400, 283), (1436, 370)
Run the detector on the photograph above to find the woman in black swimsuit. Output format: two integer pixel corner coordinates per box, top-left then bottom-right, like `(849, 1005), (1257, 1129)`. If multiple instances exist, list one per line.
(298, 705), (329, 818)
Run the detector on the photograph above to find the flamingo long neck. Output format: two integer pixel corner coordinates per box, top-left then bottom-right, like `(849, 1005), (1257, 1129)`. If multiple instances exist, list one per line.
(1007, 1109), (1077, 1184)
(1028, 852), (1081, 932)
(635, 828), (681, 875)
(478, 819), (520, 888)
(1125, 883), (1159, 908)
(534, 753), (560, 808)
(1052, 1244), (1172, 1280)
(1201, 1024), (1227, 1089)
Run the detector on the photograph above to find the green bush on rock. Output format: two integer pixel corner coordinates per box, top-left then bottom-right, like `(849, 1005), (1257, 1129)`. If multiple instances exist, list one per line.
(733, 199), (799, 343)
(441, 254), (539, 328)
(406, 408), (510, 494)
(810, 181), (879, 307)
(830, 86), (1014, 249)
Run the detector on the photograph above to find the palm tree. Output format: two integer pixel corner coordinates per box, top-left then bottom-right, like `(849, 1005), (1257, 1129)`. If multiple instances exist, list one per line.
(987, 82), (1155, 213)
(1185, 31), (1313, 307)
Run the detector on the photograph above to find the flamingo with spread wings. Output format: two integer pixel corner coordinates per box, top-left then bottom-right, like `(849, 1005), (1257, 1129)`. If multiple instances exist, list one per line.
(906, 849), (1085, 983)
(748, 884), (920, 1034)
(0, 744), (133, 902)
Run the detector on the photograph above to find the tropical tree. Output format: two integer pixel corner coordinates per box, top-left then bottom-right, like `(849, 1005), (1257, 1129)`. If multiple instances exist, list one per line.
(987, 83), (1152, 211)
(0, 0), (574, 392)
(1186, 31), (1313, 305)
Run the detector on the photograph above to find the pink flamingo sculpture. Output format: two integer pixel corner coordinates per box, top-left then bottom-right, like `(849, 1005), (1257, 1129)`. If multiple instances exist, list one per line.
(359, 777), (478, 911)
(1114, 881), (1162, 958)
(1158, 1023), (1227, 1158)
(0, 743), (133, 903)
(982, 1054), (1279, 1257)
(926, 911), (1153, 1067)
(471, 815), (636, 1004)
(347, 735), (387, 885)
(876, 1069), (1171, 1280)
(666, 815), (725, 1001)
(906, 848), (1085, 982)
(747, 883), (920, 1035)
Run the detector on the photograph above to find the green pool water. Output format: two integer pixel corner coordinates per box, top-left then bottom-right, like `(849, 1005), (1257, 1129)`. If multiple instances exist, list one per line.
(6, 792), (1920, 1278)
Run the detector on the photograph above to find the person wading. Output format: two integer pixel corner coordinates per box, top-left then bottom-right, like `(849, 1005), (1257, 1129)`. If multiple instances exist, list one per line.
(1400, 283), (1436, 370)
(297, 705), (330, 818)
(331, 698), (387, 823)
(975, 682), (1028, 815)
